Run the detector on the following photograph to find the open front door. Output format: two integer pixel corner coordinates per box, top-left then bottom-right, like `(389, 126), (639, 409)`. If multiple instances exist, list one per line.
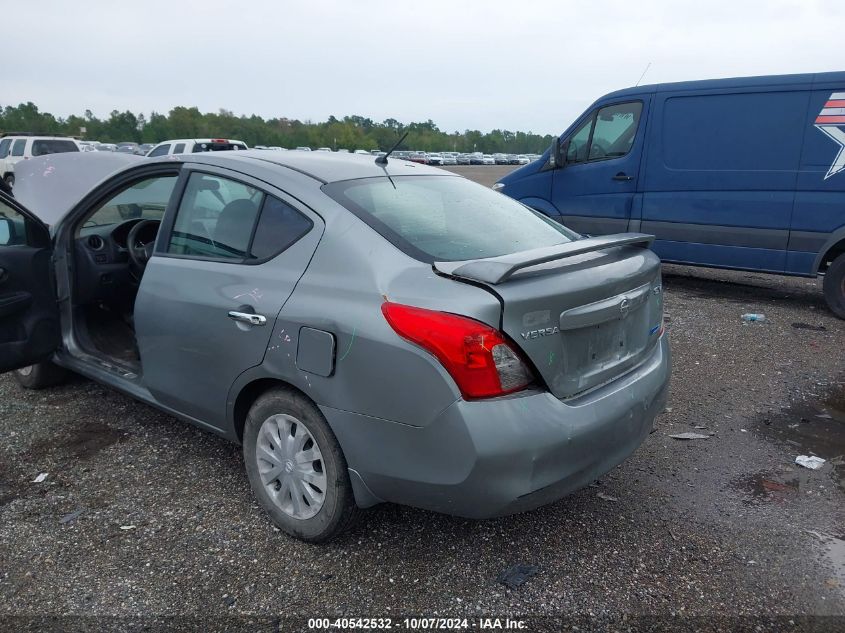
(0, 192), (60, 372)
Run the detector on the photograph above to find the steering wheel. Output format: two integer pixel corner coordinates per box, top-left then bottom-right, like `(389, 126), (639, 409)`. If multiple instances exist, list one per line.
(127, 219), (160, 274)
(590, 140), (608, 158)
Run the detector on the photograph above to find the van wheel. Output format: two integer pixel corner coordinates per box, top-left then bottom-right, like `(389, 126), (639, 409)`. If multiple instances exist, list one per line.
(3, 174), (13, 189)
(243, 387), (360, 542)
(14, 360), (67, 389)
(823, 254), (845, 319)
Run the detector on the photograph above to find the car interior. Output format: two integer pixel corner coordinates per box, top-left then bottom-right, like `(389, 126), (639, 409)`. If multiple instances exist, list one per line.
(69, 171), (302, 372)
(72, 175), (178, 370)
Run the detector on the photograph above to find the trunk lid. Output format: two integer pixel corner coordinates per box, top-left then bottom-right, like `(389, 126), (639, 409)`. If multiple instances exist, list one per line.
(435, 236), (664, 399)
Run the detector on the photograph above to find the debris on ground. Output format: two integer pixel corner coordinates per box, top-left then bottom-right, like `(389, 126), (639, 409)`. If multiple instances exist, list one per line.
(741, 313), (767, 323)
(32, 473), (48, 483)
(497, 564), (540, 590)
(795, 455), (826, 470)
(791, 322), (827, 332)
(59, 509), (84, 524)
(119, 525), (137, 531)
(597, 492), (618, 502)
(668, 432), (711, 440)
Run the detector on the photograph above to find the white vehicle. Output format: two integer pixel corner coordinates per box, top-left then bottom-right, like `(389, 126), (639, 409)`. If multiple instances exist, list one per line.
(353, 149), (370, 155)
(0, 135), (80, 187)
(482, 154), (496, 165)
(146, 138), (248, 157)
(315, 147), (332, 152)
(517, 154), (530, 165)
(427, 153), (444, 165)
(295, 146), (312, 151)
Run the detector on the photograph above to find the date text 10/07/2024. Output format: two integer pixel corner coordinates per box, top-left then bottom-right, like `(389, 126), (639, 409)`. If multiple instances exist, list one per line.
(307, 618), (527, 630)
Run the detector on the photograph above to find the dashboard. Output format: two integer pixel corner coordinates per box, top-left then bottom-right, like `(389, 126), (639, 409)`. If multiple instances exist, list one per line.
(75, 219), (157, 305)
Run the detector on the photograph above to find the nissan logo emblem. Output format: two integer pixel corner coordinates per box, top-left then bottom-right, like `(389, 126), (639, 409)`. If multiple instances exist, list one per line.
(619, 298), (631, 317)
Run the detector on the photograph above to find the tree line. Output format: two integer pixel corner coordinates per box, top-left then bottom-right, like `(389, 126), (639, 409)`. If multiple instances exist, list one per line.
(0, 102), (554, 154)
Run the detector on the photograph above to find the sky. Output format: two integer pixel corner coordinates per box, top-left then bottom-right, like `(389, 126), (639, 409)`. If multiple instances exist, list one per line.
(4, 0), (844, 136)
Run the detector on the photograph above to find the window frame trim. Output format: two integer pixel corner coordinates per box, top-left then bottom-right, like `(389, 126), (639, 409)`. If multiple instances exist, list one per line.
(563, 99), (644, 168)
(155, 166), (315, 266)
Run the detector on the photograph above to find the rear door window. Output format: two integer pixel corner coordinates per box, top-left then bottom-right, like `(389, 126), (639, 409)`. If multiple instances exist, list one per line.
(168, 172), (263, 260)
(31, 139), (80, 156)
(11, 140), (26, 157)
(172, 143), (186, 154)
(323, 176), (576, 262)
(167, 172), (310, 261)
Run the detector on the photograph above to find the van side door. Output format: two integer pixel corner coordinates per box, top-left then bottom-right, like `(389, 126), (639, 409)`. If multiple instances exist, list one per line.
(791, 79), (845, 275)
(641, 87), (808, 272)
(550, 99), (648, 235)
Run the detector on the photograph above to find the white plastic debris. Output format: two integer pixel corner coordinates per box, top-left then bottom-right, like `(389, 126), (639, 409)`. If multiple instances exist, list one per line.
(596, 492), (618, 502)
(795, 455), (826, 470)
(119, 525), (137, 530)
(32, 473), (48, 483)
(668, 432), (710, 440)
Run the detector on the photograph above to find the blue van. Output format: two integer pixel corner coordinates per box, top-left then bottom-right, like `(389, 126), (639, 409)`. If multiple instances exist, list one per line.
(494, 71), (845, 317)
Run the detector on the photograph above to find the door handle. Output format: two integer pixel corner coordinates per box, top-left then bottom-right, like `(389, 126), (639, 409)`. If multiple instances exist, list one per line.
(612, 172), (633, 181)
(228, 311), (267, 326)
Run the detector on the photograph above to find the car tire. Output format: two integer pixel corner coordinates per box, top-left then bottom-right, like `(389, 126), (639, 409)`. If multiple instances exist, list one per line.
(3, 174), (13, 189)
(13, 360), (67, 389)
(823, 253), (845, 319)
(243, 387), (360, 542)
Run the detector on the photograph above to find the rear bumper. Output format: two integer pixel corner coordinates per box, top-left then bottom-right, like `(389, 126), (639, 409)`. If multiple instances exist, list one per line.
(323, 335), (670, 518)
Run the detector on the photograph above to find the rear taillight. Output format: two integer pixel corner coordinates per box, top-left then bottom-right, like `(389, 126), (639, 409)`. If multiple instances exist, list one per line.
(381, 302), (533, 399)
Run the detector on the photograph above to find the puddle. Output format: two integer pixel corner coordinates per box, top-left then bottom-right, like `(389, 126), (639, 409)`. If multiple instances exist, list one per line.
(731, 472), (799, 505)
(755, 383), (845, 493)
(806, 530), (845, 589)
(28, 422), (129, 460)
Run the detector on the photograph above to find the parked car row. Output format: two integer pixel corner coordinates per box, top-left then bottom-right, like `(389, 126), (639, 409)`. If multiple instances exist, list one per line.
(397, 151), (541, 166)
(0, 133), (543, 184)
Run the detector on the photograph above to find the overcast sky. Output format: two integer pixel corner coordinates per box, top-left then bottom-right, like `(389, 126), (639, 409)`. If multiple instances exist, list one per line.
(5, 0), (843, 135)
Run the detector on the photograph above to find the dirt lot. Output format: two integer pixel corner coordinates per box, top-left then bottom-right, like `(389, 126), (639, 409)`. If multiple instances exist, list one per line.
(1, 166), (844, 632)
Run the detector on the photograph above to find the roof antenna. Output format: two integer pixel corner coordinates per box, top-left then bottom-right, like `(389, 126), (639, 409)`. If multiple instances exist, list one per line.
(635, 62), (652, 87)
(375, 131), (409, 165)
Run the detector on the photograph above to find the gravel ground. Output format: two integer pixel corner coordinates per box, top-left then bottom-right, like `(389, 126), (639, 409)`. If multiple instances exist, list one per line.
(1, 166), (844, 632)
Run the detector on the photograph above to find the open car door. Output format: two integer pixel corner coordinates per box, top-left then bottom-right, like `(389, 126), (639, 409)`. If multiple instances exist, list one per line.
(0, 191), (60, 372)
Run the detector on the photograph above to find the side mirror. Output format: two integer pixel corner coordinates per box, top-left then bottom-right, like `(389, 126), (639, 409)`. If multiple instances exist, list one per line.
(0, 217), (13, 245)
(549, 137), (567, 169)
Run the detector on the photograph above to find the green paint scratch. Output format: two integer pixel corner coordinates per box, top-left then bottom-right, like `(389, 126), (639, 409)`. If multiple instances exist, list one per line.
(338, 327), (357, 362)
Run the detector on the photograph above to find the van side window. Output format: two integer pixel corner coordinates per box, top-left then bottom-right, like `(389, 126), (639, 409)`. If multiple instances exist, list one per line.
(172, 143), (186, 154)
(589, 102), (643, 160)
(565, 101), (643, 165)
(11, 139), (26, 157)
(566, 118), (593, 163)
(148, 144), (170, 158)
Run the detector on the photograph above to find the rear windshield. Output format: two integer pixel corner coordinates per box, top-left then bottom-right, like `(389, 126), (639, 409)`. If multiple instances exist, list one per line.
(32, 139), (79, 156)
(323, 176), (576, 262)
(191, 142), (246, 152)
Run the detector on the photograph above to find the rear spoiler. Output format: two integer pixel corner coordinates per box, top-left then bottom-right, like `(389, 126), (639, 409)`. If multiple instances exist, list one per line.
(433, 233), (655, 284)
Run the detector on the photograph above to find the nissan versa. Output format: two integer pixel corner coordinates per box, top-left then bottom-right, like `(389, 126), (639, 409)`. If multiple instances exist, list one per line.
(0, 150), (671, 541)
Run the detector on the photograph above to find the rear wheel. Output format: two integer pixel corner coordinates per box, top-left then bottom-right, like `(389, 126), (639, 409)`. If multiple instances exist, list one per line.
(823, 253), (845, 319)
(13, 359), (67, 389)
(3, 173), (13, 188)
(243, 387), (360, 542)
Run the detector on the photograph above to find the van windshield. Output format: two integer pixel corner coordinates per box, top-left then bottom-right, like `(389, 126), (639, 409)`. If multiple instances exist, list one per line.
(323, 176), (576, 262)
